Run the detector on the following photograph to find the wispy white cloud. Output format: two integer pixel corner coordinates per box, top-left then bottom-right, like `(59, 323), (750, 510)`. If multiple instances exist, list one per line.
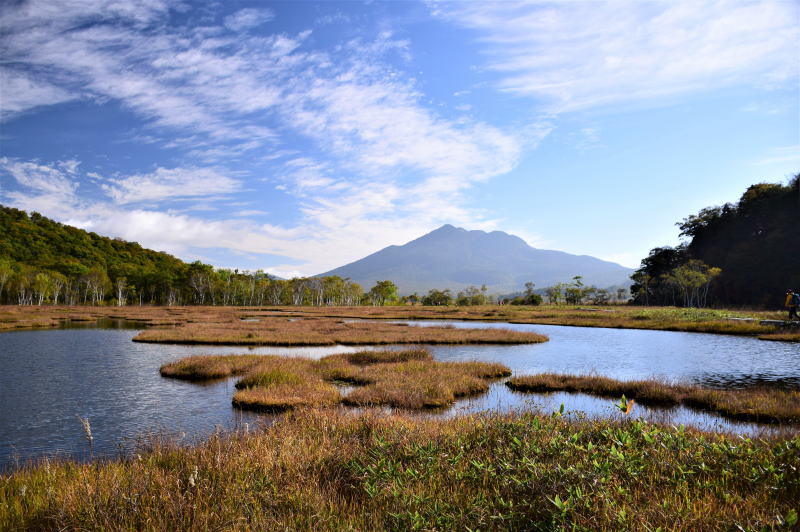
(0, 68), (76, 120)
(102, 167), (241, 204)
(0, 2), (530, 274)
(756, 145), (800, 166)
(431, 0), (799, 113)
(224, 8), (275, 31)
(0, 157), (79, 196)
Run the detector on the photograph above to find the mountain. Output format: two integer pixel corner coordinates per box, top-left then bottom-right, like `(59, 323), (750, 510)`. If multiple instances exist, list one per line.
(0, 205), (187, 280)
(318, 224), (633, 294)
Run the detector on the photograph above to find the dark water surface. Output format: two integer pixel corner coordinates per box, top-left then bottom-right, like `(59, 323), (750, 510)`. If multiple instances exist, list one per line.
(1, 321), (797, 469)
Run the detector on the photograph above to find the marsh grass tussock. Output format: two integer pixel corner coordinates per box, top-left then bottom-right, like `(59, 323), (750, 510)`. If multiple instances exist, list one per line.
(2, 304), (793, 342)
(159, 355), (264, 380)
(133, 316), (547, 346)
(232, 382), (341, 412)
(159, 350), (511, 412)
(1, 409), (797, 531)
(507, 373), (800, 423)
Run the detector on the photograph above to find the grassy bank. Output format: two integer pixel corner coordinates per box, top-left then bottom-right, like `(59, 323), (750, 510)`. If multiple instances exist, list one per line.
(2, 304), (794, 342)
(161, 350), (511, 410)
(507, 374), (800, 424)
(1, 409), (797, 531)
(134, 317), (547, 346)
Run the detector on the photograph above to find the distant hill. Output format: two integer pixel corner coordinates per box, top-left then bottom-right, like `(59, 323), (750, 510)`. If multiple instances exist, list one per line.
(318, 224), (633, 294)
(631, 175), (799, 307)
(0, 206), (276, 306)
(0, 205), (187, 280)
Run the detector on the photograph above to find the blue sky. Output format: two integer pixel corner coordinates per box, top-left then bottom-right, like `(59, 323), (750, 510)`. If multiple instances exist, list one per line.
(1, 0), (797, 277)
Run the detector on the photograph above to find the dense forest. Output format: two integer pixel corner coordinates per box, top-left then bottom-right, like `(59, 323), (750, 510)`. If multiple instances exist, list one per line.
(0, 206), (369, 306)
(631, 174), (799, 308)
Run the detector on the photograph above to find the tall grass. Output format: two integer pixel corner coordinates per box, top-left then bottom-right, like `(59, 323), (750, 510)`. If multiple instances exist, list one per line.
(134, 317), (548, 346)
(160, 354), (264, 380)
(160, 350), (512, 412)
(507, 373), (800, 423)
(2, 304), (793, 342)
(2, 409), (797, 530)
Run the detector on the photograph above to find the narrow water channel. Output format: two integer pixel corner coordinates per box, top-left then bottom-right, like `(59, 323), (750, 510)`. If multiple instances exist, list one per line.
(1, 321), (797, 469)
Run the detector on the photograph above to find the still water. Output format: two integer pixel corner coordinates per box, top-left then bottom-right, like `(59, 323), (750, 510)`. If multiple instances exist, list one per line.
(1, 321), (797, 469)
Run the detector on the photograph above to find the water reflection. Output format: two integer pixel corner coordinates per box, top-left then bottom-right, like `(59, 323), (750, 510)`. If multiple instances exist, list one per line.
(1, 319), (797, 470)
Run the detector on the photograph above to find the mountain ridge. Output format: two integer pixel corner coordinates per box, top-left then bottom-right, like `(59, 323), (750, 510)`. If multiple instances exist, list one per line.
(318, 224), (633, 294)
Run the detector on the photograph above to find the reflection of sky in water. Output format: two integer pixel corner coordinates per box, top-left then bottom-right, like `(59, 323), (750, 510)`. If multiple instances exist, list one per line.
(1, 320), (797, 469)
(405, 321), (799, 389)
(438, 383), (791, 437)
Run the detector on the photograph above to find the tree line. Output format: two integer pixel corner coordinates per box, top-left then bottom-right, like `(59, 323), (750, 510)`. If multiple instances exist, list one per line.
(0, 206), (377, 307)
(404, 279), (628, 307)
(630, 174), (798, 307)
(1, 205), (633, 308)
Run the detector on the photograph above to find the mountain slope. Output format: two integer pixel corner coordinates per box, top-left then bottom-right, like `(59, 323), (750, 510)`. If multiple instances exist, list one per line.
(0, 205), (187, 279)
(318, 225), (633, 294)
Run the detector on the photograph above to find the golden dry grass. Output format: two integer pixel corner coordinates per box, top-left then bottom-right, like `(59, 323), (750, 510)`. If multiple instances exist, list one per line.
(2, 409), (797, 531)
(507, 373), (800, 423)
(2, 304), (795, 343)
(232, 382), (341, 412)
(133, 316), (547, 346)
(159, 354), (264, 380)
(341, 360), (495, 409)
(159, 350), (511, 411)
(759, 331), (800, 342)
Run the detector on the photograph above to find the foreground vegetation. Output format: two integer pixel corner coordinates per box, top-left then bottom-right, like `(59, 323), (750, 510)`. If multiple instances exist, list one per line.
(1, 409), (797, 531)
(507, 374), (800, 424)
(161, 350), (511, 410)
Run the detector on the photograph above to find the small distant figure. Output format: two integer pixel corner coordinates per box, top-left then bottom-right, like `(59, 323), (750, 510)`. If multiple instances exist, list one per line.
(785, 289), (800, 321)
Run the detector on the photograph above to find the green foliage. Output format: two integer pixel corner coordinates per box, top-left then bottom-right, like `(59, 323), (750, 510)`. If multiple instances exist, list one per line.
(367, 280), (399, 306)
(456, 284), (489, 305)
(632, 175), (799, 307)
(508, 282), (543, 305)
(0, 205), (190, 305)
(2, 411), (797, 530)
(0, 206), (365, 307)
(421, 288), (453, 306)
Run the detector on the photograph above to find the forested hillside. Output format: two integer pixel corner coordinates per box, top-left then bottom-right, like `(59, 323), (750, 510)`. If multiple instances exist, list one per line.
(0, 206), (367, 306)
(0, 206), (190, 305)
(631, 174), (799, 308)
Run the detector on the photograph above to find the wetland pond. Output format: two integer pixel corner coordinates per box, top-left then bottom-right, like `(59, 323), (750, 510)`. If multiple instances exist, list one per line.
(1, 320), (798, 469)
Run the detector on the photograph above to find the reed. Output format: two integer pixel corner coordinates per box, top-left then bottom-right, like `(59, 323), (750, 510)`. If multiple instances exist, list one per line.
(507, 373), (800, 423)
(159, 350), (511, 412)
(2, 409), (797, 531)
(341, 360), (493, 409)
(133, 317), (547, 346)
(335, 348), (432, 365)
(232, 382), (341, 412)
(758, 332), (800, 342)
(159, 355), (264, 380)
(2, 304), (793, 343)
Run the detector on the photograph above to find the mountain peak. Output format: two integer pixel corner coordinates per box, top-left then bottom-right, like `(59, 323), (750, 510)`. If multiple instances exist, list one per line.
(432, 223), (462, 233)
(319, 224), (633, 294)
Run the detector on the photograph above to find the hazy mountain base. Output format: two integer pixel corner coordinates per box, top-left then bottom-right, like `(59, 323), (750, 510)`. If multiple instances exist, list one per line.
(320, 224), (633, 294)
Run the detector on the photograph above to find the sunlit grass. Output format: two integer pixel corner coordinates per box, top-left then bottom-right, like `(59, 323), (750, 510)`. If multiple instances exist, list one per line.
(507, 373), (800, 423)
(160, 350), (511, 412)
(160, 354), (264, 380)
(2, 304), (794, 342)
(133, 316), (547, 346)
(2, 409), (797, 530)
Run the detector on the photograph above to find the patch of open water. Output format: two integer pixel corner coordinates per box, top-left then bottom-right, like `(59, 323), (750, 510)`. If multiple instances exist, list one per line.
(1, 319), (797, 469)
